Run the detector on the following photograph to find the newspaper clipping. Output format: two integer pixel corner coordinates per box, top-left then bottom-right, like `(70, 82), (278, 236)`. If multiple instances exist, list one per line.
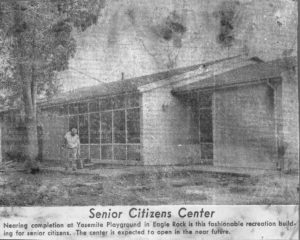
(0, 0), (298, 239)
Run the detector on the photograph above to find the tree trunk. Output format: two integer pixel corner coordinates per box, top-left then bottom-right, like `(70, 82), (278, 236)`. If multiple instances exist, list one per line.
(13, 3), (40, 172)
(23, 81), (39, 171)
(26, 117), (38, 160)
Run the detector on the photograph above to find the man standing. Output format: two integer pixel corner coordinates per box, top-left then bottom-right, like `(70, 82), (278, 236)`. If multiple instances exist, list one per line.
(63, 127), (80, 171)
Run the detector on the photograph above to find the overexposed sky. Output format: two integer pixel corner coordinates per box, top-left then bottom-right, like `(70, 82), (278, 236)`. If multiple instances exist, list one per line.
(59, 0), (297, 91)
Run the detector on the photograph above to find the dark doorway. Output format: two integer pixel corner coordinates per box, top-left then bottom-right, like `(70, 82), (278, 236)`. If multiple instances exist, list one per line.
(199, 91), (213, 163)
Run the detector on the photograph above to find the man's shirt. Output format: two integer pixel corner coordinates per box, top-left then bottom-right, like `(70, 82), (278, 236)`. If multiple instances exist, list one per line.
(64, 132), (80, 149)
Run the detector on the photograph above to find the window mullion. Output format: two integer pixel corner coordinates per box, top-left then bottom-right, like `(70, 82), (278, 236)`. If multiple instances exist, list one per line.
(87, 103), (90, 160)
(112, 110), (114, 161)
(99, 110), (101, 161)
(125, 108), (128, 161)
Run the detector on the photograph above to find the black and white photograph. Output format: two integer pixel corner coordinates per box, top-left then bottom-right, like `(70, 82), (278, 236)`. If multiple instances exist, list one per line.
(0, 0), (298, 206)
(0, 0), (298, 238)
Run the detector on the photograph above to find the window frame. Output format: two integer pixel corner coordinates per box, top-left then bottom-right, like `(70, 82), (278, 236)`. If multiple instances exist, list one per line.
(198, 91), (213, 160)
(50, 92), (141, 162)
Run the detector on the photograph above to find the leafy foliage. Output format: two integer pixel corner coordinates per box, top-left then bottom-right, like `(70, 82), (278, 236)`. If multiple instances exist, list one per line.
(0, 0), (105, 164)
(0, 0), (105, 107)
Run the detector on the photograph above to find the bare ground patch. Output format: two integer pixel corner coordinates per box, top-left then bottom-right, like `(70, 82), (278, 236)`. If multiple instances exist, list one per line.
(0, 167), (298, 206)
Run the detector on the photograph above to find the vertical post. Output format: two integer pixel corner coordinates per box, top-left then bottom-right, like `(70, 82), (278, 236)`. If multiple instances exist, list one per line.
(125, 94), (128, 161)
(140, 94), (143, 163)
(273, 83), (279, 170)
(212, 90), (215, 166)
(99, 102), (102, 161)
(267, 79), (280, 170)
(87, 102), (90, 161)
(112, 110), (114, 161)
(0, 123), (2, 163)
(197, 91), (201, 160)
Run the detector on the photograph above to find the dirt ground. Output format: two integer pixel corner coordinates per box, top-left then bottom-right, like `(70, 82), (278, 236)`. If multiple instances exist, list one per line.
(0, 162), (298, 206)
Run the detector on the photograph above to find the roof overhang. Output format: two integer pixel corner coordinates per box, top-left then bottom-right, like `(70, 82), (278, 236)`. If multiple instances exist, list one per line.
(171, 56), (297, 94)
(137, 55), (252, 93)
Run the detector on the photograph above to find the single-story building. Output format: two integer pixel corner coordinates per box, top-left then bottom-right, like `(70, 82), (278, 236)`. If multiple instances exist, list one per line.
(1, 55), (298, 172)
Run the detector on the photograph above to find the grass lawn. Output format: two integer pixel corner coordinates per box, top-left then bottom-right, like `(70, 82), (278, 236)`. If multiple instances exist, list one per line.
(0, 164), (298, 206)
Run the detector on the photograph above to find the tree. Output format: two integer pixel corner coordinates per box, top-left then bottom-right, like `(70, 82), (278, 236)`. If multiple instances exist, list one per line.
(0, 0), (105, 171)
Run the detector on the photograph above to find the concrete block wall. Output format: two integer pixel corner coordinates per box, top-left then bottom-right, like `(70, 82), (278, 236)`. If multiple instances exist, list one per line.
(281, 69), (299, 172)
(0, 123), (27, 160)
(141, 86), (201, 165)
(38, 114), (69, 161)
(274, 80), (283, 170)
(214, 83), (277, 170)
(0, 110), (28, 161)
(140, 65), (298, 170)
